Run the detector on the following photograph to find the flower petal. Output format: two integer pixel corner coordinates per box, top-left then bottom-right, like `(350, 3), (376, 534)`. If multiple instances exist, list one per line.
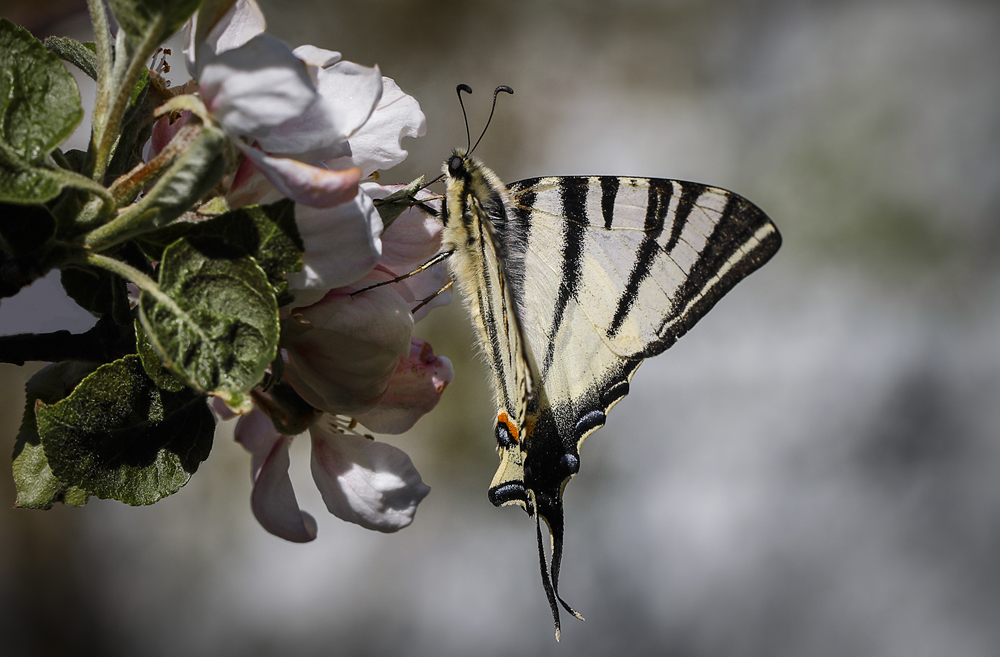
(235, 409), (317, 543)
(355, 338), (454, 434)
(401, 261), (453, 322)
(314, 60), (384, 141)
(310, 422), (430, 532)
(364, 183), (443, 272)
(198, 33), (317, 137)
(236, 141), (361, 208)
(185, 0), (268, 78)
(340, 77), (426, 177)
(282, 276), (414, 415)
(285, 192), (382, 291)
(149, 110), (192, 160)
(291, 45), (342, 69)
(253, 60), (383, 155)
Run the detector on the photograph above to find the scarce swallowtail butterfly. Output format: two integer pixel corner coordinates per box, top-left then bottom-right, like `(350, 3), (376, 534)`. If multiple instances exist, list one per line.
(411, 86), (779, 639)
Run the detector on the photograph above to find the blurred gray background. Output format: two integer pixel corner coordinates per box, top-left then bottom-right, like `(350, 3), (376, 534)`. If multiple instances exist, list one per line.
(2, 0), (999, 655)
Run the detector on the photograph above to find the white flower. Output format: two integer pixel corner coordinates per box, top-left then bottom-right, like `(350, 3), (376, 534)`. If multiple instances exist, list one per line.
(183, 1), (427, 301)
(184, 1), (448, 543)
(184, 0), (385, 208)
(235, 409), (431, 540)
(280, 185), (451, 415)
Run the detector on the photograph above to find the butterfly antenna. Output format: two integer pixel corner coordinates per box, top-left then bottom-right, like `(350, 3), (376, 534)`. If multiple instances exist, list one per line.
(470, 85), (514, 155)
(456, 84), (474, 152)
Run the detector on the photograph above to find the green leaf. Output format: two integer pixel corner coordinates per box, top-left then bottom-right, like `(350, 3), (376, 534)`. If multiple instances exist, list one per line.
(60, 265), (122, 316)
(108, 0), (203, 45)
(12, 361), (98, 509)
(135, 318), (185, 392)
(113, 122), (228, 242)
(106, 69), (153, 183)
(0, 149), (91, 204)
(0, 20), (83, 163)
(0, 202), (55, 255)
(35, 355), (215, 506)
(373, 175), (425, 230)
(44, 37), (98, 80)
(141, 122), (227, 223)
(139, 237), (279, 408)
(0, 19), (85, 203)
(59, 148), (89, 173)
(139, 199), (304, 303)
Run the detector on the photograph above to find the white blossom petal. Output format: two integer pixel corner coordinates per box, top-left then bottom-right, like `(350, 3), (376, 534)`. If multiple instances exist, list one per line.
(292, 45), (342, 69)
(198, 33), (317, 137)
(283, 277), (414, 415)
(341, 77), (426, 177)
(251, 59), (382, 156)
(192, 0), (267, 73)
(355, 338), (454, 434)
(235, 409), (317, 543)
(314, 61), (384, 141)
(236, 142), (361, 208)
(309, 423), (430, 532)
(286, 192), (382, 291)
(192, 0), (267, 66)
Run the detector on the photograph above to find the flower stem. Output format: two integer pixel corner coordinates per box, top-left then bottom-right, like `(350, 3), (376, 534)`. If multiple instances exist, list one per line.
(0, 316), (133, 366)
(84, 252), (177, 315)
(91, 15), (169, 183)
(87, 0), (113, 134)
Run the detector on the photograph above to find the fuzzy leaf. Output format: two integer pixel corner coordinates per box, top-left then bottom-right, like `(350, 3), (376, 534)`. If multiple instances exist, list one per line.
(134, 122), (228, 231)
(106, 69), (153, 183)
(108, 0), (203, 45)
(60, 265), (127, 317)
(138, 199), (303, 304)
(35, 355), (215, 505)
(12, 361), (97, 509)
(0, 19), (84, 203)
(373, 176), (425, 230)
(138, 237), (279, 409)
(0, 202), (55, 255)
(44, 37), (98, 80)
(135, 318), (185, 392)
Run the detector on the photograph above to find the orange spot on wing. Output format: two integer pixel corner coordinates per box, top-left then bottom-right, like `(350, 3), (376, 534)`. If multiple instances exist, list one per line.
(497, 412), (519, 443)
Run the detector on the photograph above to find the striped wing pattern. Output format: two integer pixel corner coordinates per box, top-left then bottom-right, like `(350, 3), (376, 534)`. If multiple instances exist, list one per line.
(440, 153), (781, 640)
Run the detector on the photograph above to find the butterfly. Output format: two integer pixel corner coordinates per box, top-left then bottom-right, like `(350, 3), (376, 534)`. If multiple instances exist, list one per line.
(395, 86), (780, 639)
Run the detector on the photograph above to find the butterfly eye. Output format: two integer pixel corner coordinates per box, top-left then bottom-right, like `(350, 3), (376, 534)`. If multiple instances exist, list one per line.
(448, 155), (464, 176)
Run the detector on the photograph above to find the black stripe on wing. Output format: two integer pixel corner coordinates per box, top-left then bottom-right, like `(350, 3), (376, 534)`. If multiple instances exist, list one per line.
(647, 191), (780, 357)
(507, 175), (780, 362)
(607, 179), (675, 338)
(540, 177), (589, 377)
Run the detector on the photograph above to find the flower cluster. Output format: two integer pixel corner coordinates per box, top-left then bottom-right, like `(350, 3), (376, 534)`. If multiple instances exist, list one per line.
(180, 0), (453, 540)
(0, 0), (450, 542)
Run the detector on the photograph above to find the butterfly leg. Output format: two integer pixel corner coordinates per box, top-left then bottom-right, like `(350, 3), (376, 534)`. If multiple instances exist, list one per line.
(411, 278), (454, 315)
(350, 249), (455, 297)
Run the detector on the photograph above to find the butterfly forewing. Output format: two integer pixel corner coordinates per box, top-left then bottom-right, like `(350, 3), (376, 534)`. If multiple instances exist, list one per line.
(508, 176), (780, 363)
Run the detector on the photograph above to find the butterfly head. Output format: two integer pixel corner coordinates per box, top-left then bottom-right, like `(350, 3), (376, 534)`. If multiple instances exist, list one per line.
(447, 150), (466, 179)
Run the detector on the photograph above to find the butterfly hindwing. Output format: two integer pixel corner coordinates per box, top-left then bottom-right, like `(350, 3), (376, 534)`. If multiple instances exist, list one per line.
(440, 152), (781, 640)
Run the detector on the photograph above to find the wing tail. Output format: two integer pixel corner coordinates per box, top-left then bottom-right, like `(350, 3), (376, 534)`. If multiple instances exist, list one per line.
(534, 510), (564, 641)
(532, 489), (585, 642)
